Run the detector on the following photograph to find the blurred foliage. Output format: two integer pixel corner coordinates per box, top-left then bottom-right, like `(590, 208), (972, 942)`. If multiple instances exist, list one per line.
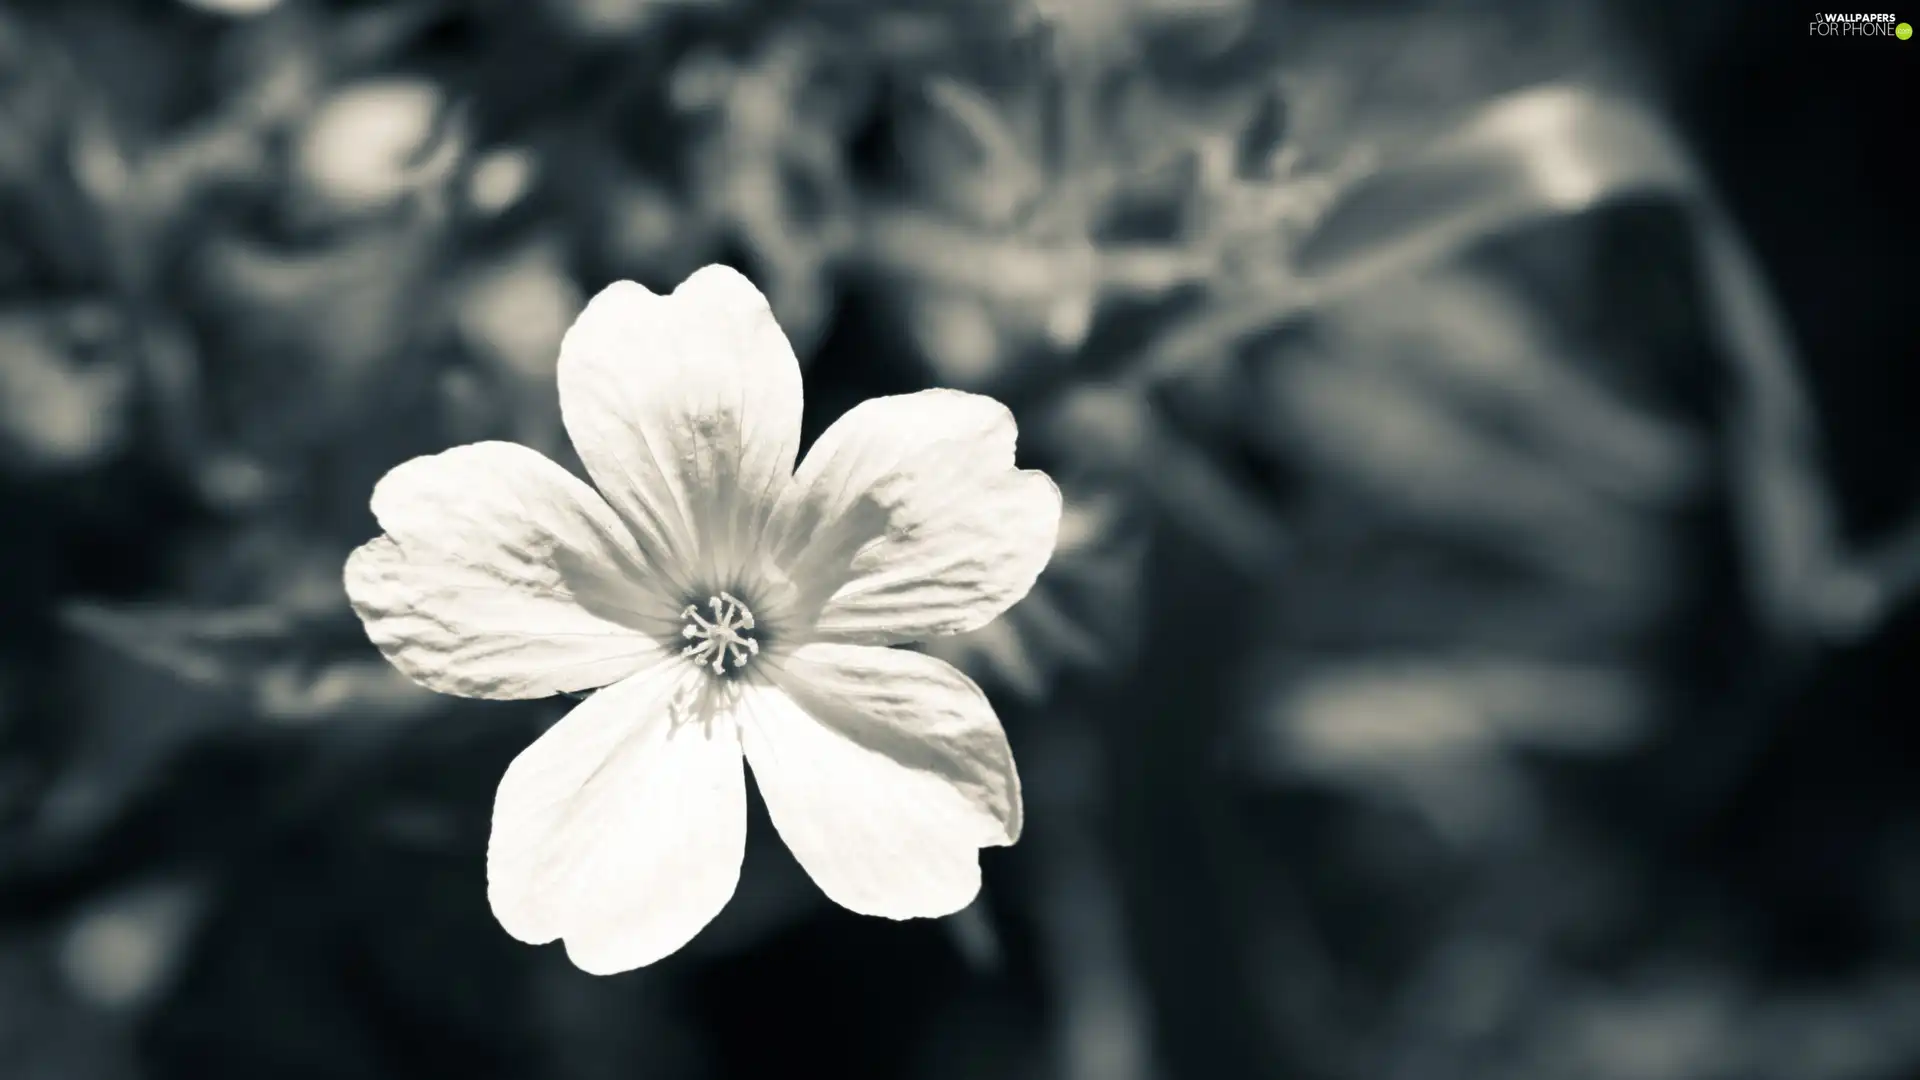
(2, 0), (1918, 1078)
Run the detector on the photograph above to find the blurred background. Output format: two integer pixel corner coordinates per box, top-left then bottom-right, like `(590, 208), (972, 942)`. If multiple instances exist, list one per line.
(2, 0), (1917, 1077)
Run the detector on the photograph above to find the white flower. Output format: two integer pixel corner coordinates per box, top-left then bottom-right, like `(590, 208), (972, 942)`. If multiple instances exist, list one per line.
(344, 265), (1061, 974)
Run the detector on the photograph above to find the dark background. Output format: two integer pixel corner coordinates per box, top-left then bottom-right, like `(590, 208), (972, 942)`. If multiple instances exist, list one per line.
(2, 1), (1916, 1078)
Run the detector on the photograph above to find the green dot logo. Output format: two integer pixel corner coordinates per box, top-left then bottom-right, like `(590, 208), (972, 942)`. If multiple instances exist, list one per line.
(1899, 21), (1914, 39)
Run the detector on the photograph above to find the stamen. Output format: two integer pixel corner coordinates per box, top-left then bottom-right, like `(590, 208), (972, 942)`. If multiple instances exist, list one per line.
(680, 592), (760, 675)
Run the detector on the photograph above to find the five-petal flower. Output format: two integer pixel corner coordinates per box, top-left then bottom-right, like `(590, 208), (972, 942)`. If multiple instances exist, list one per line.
(344, 265), (1061, 974)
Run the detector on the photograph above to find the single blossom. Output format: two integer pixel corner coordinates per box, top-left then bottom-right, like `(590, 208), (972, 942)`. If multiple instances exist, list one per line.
(344, 265), (1060, 974)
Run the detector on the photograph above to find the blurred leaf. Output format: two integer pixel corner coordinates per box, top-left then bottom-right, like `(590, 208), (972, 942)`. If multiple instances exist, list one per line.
(58, 877), (205, 1014)
(1257, 329), (1681, 596)
(287, 77), (465, 229)
(463, 146), (539, 218)
(0, 932), (140, 1080)
(449, 233), (582, 459)
(0, 303), (136, 478)
(673, 29), (864, 358)
(60, 598), (440, 728)
(195, 206), (448, 467)
(1310, 270), (1705, 509)
(543, 0), (729, 41)
(1285, 86), (1851, 645)
(909, 75), (1047, 228)
(1238, 655), (1652, 847)
(184, 0), (283, 15)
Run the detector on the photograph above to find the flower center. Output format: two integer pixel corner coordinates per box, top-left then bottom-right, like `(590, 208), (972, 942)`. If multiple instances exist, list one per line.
(681, 592), (760, 675)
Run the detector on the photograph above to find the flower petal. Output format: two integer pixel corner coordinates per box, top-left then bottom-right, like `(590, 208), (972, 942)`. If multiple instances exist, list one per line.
(766, 389), (1061, 644)
(557, 266), (803, 595)
(741, 642), (1021, 918)
(345, 441), (677, 700)
(488, 660), (747, 974)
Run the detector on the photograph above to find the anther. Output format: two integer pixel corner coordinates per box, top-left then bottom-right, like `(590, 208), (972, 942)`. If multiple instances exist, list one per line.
(680, 592), (759, 674)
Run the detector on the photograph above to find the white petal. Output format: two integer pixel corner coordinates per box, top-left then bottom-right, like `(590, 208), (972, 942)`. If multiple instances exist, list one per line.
(345, 441), (677, 700)
(765, 389), (1061, 644)
(557, 266), (803, 594)
(488, 660), (747, 974)
(741, 642), (1021, 918)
